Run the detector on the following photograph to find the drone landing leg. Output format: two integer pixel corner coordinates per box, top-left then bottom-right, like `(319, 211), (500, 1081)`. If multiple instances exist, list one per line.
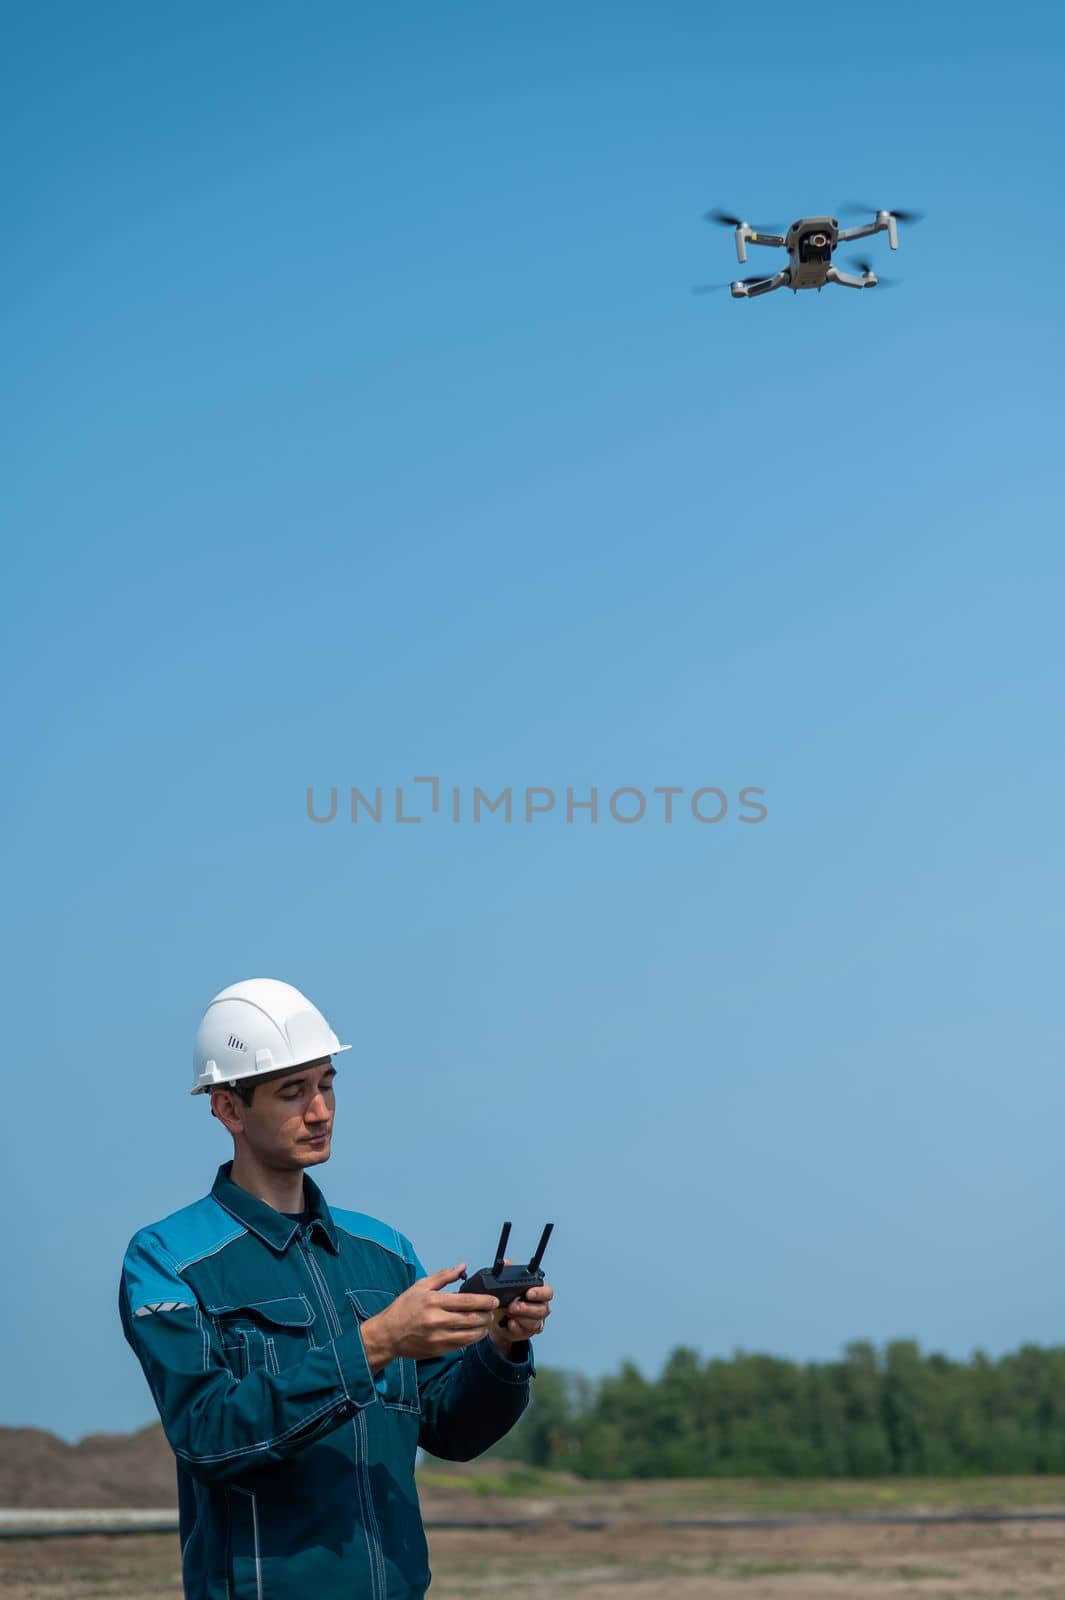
(825, 266), (873, 290)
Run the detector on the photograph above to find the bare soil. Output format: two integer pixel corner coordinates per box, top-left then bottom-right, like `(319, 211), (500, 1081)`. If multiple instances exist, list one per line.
(4, 1512), (1065, 1598)
(431, 1515), (1065, 1597)
(5, 1437), (1065, 1598)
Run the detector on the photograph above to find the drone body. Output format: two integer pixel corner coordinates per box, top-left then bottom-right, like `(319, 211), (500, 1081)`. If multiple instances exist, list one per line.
(704, 207), (920, 299)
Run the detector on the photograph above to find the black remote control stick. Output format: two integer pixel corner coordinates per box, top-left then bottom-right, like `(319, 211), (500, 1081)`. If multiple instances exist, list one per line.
(461, 1222), (554, 1320)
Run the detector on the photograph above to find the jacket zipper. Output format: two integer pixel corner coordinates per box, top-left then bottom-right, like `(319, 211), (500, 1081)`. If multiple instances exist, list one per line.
(297, 1235), (387, 1600)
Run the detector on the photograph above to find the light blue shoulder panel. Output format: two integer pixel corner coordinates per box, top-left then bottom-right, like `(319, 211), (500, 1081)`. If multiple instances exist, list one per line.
(332, 1207), (422, 1273)
(123, 1194), (247, 1312)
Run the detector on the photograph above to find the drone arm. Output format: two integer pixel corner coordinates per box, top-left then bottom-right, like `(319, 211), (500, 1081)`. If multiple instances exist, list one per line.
(735, 227), (787, 262)
(837, 216), (898, 250)
(732, 269), (789, 299)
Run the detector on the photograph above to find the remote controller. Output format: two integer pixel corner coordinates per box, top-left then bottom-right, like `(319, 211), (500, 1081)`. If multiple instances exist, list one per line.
(461, 1221), (554, 1325)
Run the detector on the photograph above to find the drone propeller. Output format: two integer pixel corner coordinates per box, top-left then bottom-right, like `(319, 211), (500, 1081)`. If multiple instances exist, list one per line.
(848, 256), (900, 288)
(700, 209), (783, 236)
(840, 203), (925, 224)
(704, 209), (784, 232)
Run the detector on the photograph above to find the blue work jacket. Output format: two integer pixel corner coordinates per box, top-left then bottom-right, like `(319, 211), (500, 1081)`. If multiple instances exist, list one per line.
(120, 1163), (533, 1599)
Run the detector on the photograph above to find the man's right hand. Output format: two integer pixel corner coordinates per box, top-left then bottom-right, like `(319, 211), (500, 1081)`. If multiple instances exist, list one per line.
(359, 1265), (499, 1375)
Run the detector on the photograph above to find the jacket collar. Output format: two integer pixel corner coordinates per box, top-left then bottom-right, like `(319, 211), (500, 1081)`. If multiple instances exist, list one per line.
(211, 1162), (340, 1254)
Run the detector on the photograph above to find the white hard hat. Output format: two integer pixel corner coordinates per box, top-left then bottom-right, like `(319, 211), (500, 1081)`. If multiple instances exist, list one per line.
(192, 978), (351, 1096)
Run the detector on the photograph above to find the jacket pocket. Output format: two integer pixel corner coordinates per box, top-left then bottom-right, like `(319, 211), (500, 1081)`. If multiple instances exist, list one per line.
(346, 1288), (420, 1414)
(211, 1295), (316, 1379)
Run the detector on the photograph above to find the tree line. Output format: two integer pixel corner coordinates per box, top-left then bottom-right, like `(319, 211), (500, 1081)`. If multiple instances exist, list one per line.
(488, 1341), (1065, 1477)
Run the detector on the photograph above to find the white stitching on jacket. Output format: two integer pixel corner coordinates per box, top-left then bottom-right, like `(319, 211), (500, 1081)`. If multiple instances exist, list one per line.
(174, 1395), (346, 1465)
(176, 1226), (247, 1273)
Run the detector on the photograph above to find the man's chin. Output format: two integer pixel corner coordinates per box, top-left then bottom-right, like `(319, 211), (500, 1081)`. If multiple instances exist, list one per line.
(296, 1137), (331, 1166)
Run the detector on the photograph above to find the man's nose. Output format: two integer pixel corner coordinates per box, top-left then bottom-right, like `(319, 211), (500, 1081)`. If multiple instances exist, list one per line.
(306, 1092), (331, 1123)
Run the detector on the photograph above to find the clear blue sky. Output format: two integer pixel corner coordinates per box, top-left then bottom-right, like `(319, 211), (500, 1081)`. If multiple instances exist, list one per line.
(3, 0), (1064, 1442)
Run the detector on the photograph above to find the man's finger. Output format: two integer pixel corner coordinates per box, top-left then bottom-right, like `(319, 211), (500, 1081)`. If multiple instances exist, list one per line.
(502, 1318), (546, 1336)
(421, 1264), (468, 1290)
(505, 1298), (550, 1319)
(436, 1292), (500, 1313)
(438, 1311), (497, 1330)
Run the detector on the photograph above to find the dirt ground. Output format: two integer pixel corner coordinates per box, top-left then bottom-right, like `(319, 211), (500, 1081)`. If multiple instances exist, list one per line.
(3, 1515), (1065, 1599)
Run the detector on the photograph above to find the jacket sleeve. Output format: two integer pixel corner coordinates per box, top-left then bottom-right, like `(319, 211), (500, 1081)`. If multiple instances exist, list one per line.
(120, 1229), (380, 1485)
(416, 1334), (535, 1460)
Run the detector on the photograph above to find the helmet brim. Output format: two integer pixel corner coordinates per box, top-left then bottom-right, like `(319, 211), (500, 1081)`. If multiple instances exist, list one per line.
(191, 1042), (352, 1095)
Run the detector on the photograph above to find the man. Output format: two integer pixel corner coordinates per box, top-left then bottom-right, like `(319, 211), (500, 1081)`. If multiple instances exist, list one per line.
(120, 978), (553, 1600)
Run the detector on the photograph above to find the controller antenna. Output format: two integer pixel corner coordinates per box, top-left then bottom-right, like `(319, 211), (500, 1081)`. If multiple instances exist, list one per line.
(527, 1223), (554, 1273)
(492, 1221), (512, 1276)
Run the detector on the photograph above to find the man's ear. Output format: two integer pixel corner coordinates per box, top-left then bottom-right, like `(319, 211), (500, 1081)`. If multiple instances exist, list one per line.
(211, 1087), (246, 1136)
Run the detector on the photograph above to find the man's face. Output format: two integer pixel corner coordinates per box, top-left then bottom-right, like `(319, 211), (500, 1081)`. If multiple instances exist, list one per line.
(224, 1058), (337, 1172)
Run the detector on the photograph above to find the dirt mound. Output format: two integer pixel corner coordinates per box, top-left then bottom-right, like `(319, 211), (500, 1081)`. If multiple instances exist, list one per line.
(0, 1425), (512, 1512)
(0, 1424), (176, 1508)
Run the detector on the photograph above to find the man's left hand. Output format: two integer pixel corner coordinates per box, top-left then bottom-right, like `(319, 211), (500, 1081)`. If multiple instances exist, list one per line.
(488, 1275), (553, 1358)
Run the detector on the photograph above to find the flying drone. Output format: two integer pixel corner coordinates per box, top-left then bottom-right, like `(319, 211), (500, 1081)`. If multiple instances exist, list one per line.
(699, 205), (923, 299)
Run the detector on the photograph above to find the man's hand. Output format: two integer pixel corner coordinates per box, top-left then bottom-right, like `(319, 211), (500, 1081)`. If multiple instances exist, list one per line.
(359, 1265), (499, 1375)
(489, 1263), (554, 1360)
